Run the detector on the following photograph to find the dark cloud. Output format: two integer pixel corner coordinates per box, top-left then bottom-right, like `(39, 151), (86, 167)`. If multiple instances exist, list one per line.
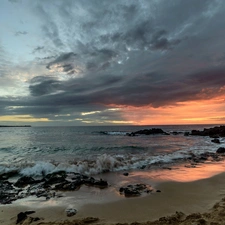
(2, 0), (225, 124)
(29, 76), (62, 96)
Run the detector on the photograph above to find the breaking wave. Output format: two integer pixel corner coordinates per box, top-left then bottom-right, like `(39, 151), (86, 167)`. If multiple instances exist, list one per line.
(0, 145), (218, 177)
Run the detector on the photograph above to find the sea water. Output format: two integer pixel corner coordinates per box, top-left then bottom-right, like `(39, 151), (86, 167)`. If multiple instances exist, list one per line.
(0, 124), (223, 177)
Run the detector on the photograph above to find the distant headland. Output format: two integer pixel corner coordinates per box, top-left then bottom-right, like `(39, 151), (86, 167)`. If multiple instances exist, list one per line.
(0, 125), (31, 127)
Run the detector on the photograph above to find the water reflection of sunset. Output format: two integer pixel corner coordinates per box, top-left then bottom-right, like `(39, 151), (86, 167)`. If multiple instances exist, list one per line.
(129, 162), (225, 183)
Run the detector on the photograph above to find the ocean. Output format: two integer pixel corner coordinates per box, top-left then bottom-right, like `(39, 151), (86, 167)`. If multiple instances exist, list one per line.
(0, 124), (223, 178)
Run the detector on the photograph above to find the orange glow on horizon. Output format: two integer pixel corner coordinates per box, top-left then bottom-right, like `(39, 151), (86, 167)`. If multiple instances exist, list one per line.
(113, 97), (225, 125)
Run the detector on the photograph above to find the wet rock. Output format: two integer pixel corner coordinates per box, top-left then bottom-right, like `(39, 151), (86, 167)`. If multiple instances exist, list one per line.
(55, 181), (80, 191)
(127, 128), (169, 136)
(139, 165), (146, 169)
(66, 208), (77, 217)
(93, 179), (108, 188)
(44, 171), (67, 185)
(210, 135), (220, 139)
(156, 190), (161, 192)
(216, 147), (225, 154)
(14, 176), (39, 188)
(24, 210), (35, 215)
(0, 170), (18, 180)
(211, 138), (220, 144)
(127, 132), (136, 136)
(123, 172), (129, 176)
(0, 181), (19, 204)
(119, 184), (152, 197)
(84, 177), (108, 188)
(16, 212), (27, 224)
(171, 131), (183, 135)
(184, 132), (190, 136)
(191, 126), (225, 137)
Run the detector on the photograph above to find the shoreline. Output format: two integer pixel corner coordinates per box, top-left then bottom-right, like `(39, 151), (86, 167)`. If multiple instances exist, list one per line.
(1, 162), (225, 224)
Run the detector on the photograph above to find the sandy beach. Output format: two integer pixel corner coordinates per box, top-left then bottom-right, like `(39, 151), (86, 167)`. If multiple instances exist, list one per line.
(1, 161), (225, 225)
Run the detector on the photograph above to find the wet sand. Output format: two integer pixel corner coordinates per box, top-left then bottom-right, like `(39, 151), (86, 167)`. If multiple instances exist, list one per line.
(1, 162), (225, 224)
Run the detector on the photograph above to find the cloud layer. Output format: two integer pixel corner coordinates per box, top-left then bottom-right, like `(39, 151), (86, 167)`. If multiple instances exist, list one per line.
(1, 0), (225, 124)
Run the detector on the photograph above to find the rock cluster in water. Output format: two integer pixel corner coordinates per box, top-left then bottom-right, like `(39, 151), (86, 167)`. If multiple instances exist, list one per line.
(127, 128), (169, 136)
(190, 125), (225, 137)
(0, 171), (108, 205)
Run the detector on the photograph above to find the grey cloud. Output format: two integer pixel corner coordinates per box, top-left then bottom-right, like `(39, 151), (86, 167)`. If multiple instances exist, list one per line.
(34, 4), (64, 48)
(25, 65), (225, 112)
(2, 0), (225, 124)
(33, 46), (45, 53)
(29, 76), (62, 96)
(15, 31), (28, 36)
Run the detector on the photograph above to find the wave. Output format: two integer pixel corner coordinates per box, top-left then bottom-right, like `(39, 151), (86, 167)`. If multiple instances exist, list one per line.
(96, 131), (128, 136)
(0, 145), (218, 177)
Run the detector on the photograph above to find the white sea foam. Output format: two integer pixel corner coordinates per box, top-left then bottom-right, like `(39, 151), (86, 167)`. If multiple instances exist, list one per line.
(0, 145), (220, 177)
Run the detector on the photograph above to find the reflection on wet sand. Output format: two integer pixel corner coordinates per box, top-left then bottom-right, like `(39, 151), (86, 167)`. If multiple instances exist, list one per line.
(129, 161), (225, 183)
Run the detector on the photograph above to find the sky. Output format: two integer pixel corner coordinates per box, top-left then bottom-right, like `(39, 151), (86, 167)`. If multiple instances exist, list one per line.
(1, 0), (225, 126)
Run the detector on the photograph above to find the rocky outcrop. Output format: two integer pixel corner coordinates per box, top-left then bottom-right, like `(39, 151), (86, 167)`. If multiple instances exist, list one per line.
(0, 171), (108, 205)
(191, 126), (225, 137)
(127, 128), (169, 136)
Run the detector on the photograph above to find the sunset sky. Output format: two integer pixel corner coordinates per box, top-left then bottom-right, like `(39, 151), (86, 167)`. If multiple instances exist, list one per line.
(1, 0), (225, 126)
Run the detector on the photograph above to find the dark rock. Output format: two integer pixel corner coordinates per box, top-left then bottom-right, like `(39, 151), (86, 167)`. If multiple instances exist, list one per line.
(127, 132), (136, 136)
(84, 177), (108, 188)
(156, 190), (161, 192)
(191, 126), (225, 137)
(0, 181), (19, 204)
(44, 171), (67, 185)
(30, 217), (41, 222)
(210, 135), (220, 139)
(191, 130), (202, 135)
(119, 183), (152, 197)
(123, 172), (129, 176)
(171, 131), (183, 135)
(127, 128), (169, 136)
(199, 156), (208, 161)
(66, 208), (77, 217)
(139, 165), (146, 169)
(0, 170), (18, 180)
(16, 212), (27, 224)
(184, 132), (190, 136)
(55, 181), (80, 191)
(123, 188), (140, 197)
(25, 210), (35, 215)
(211, 138), (220, 144)
(93, 179), (108, 188)
(14, 176), (38, 188)
(216, 147), (225, 154)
